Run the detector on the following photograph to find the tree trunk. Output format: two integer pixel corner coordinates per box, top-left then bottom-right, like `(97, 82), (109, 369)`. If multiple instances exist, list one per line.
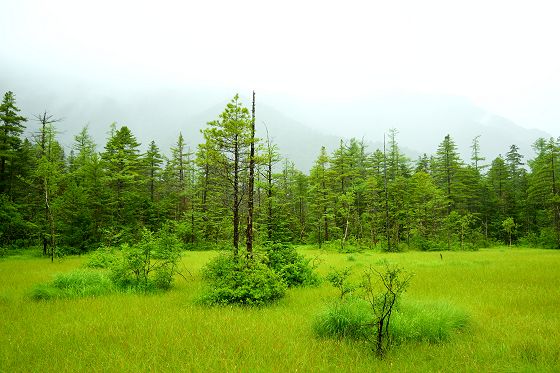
(246, 91), (256, 258)
(233, 134), (239, 257)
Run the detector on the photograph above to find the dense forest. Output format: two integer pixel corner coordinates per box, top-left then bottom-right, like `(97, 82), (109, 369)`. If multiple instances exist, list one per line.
(1, 90), (559, 257)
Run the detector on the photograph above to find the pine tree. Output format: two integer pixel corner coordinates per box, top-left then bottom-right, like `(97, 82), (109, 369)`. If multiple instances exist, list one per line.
(0, 91), (27, 196)
(101, 124), (143, 240)
(528, 137), (560, 247)
(433, 134), (467, 248)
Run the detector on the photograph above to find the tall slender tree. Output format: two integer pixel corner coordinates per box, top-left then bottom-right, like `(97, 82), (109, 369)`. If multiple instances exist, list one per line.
(202, 94), (252, 257)
(0, 91), (27, 196)
(246, 91), (256, 257)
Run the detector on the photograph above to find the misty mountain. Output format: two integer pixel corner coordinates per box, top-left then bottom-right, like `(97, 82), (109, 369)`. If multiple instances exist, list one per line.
(2, 71), (552, 171)
(5, 75), (344, 171)
(273, 94), (551, 165)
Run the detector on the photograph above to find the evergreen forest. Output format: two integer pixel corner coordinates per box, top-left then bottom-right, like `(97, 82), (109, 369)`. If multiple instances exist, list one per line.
(1, 90), (559, 257)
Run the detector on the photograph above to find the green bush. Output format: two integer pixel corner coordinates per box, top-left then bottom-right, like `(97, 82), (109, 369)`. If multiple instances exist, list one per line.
(84, 247), (116, 269)
(109, 227), (182, 292)
(265, 243), (320, 287)
(31, 270), (115, 300)
(199, 254), (287, 306)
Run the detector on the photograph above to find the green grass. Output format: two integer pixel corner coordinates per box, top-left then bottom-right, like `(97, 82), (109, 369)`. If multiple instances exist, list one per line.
(31, 269), (115, 300)
(1, 247), (559, 371)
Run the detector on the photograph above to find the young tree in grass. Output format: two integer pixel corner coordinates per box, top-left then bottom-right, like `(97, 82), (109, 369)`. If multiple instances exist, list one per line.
(361, 264), (413, 357)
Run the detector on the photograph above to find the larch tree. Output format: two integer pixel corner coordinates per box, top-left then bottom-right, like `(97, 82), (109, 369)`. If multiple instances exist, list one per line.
(202, 94), (252, 257)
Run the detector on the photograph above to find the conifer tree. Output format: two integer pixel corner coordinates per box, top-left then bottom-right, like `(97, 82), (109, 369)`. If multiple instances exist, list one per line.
(0, 91), (27, 196)
(202, 94), (252, 256)
(101, 124), (143, 240)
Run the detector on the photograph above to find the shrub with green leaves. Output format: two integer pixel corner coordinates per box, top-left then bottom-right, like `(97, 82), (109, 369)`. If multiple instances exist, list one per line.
(31, 269), (115, 300)
(84, 246), (116, 269)
(200, 254), (287, 306)
(326, 267), (356, 299)
(265, 243), (320, 287)
(110, 227), (182, 292)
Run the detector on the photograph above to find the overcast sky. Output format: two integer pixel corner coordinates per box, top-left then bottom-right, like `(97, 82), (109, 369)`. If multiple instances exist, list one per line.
(1, 0), (559, 134)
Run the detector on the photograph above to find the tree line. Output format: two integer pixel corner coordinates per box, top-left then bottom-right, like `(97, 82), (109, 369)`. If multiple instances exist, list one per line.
(1, 91), (559, 256)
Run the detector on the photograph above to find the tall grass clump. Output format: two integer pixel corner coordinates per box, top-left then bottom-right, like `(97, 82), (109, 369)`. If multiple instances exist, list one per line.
(199, 253), (287, 306)
(313, 297), (371, 339)
(391, 299), (469, 343)
(31, 269), (114, 300)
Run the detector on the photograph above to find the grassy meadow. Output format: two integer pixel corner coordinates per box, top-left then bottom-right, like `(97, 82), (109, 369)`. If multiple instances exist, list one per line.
(1, 247), (559, 372)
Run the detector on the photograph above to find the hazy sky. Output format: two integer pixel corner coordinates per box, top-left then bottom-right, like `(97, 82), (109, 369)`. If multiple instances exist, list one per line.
(1, 0), (559, 134)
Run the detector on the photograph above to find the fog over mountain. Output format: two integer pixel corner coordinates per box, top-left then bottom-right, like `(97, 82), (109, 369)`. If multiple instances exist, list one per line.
(2, 1), (559, 171)
(1, 68), (552, 172)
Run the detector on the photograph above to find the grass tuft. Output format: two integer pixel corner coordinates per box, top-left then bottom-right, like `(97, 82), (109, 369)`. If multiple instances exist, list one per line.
(30, 269), (115, 300)
(312, 298), (370, 340)
(392, 298), (469, 343)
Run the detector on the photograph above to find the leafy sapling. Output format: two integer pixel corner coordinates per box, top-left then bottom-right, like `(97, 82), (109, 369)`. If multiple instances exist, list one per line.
(326, 267), (356, 300)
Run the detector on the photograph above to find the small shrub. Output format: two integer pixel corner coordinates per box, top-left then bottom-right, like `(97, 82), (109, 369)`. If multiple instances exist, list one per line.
(266, 243), (320, 287)
(31, 270), (114, 300)
(199, 254), (287, 306)
(109, 227), (182, 292)
(326, 267), (356, 300)
(361, 264), (413, 356)
(84, 247), (116, 269)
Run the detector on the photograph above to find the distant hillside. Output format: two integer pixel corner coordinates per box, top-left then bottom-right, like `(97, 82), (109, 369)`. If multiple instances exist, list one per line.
(8, 81), (345, 171)
(279, 94), (551, 164)
(3, 72), (552, 171)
